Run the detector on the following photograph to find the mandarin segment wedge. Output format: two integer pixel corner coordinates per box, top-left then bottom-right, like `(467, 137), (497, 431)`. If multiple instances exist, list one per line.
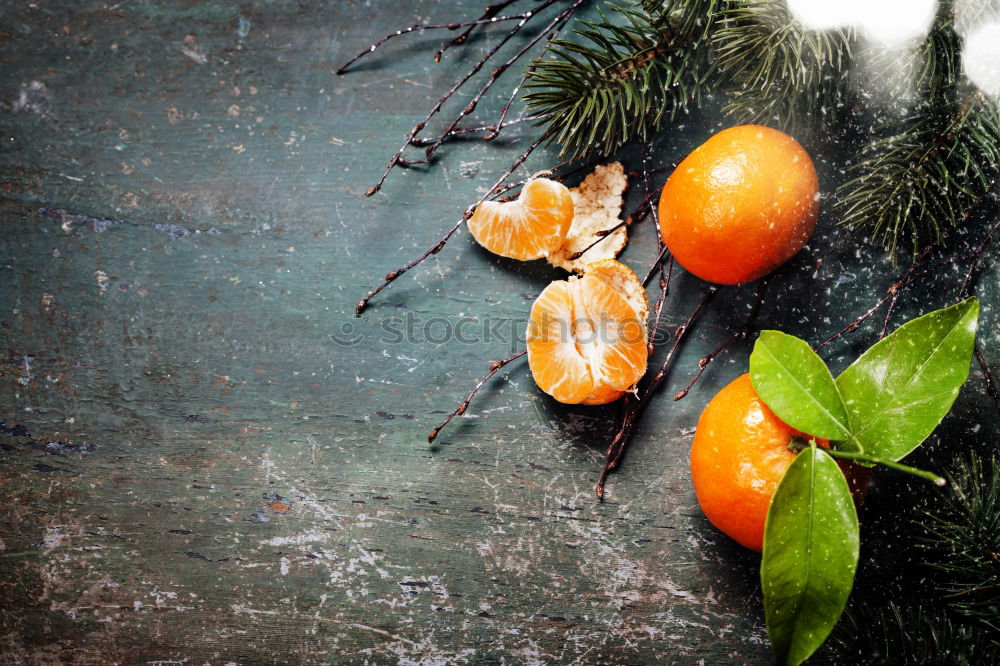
(467, 177), (574, 260)
(526, 259), (649, 405)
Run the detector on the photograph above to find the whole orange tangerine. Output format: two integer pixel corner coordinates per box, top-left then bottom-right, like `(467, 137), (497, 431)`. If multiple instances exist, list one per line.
(659, 125), (819, 285)
(689, 373), (869, 552)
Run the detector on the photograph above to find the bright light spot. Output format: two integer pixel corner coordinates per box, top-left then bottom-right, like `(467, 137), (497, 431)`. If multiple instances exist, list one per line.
(786, 0), (854, 31)
(786, 0), (938, 45)
(963, 22), (1000, 98)
(859, 0), (937, 44)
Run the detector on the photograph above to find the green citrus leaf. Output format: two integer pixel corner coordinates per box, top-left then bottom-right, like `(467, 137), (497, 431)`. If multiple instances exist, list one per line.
(750, 330), (852, 442)
(835, 298), (979, 461)
(762, 445), (859, 666)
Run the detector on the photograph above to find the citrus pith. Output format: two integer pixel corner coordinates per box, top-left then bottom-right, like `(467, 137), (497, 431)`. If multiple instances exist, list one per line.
(526, 259), (648, 405)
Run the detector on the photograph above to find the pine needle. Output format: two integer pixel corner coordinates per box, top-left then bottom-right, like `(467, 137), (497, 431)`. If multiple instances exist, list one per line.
(919, 453), (1000, 632)
(712, 0), (855, 135)
(835, 92), (1000, 257)
(523, 0), (720, 159)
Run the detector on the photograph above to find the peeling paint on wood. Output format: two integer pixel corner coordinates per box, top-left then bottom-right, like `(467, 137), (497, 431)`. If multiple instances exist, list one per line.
(1, 1), (997, 664)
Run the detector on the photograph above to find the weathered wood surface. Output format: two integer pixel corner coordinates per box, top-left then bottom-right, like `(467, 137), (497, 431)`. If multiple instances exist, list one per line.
(1, 2), (997, 664)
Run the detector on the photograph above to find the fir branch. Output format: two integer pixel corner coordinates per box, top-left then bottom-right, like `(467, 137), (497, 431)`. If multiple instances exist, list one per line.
(862, 0), (962, 107)
(835, 0), (1000, 257)
(824, 454), (1000, 663)
(835, 91), (1000, 257)
(712, 0), (855, 134)
(919, 453), (1000, 632)
(823, 601), (997, 665)
(523, 0), (720, 159)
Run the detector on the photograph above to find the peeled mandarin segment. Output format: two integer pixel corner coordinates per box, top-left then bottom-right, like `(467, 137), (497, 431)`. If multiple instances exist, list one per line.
(581, 259), (650, 324)
(578, 274), (647, 392)
(526, 259), (649, 405)
(580, 385), (625, 406)
(659, 125), (819, 285)
(527, 280), (594, 404)
(467, 178), (574, 261)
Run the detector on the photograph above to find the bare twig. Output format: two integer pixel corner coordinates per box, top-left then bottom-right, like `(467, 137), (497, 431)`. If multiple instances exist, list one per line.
(974, 344), (1000, 412)
(424, 0), (583, 160)
(643, 154), (671, 358)
(434, 0), (522, 64)
(365, 1), (559, 197)
(597, 287), (718, 499)
(642, 245), (670, 287)
(487, 62), (537, 141)
(428, 350), (527, 443)
(879, 242), (936, 338)
(567, 218), (631, 260)
(957, 215), (1000, 300)
(408, 115), (544, 147)
(356, 135), (546, 314)
(336, 11), (533, 75)
(674, 279), (769, 401)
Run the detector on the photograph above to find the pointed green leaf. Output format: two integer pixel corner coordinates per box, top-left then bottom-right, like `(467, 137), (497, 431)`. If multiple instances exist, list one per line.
(762, 446), (859, 666)
(750, 330), (852, 442)
(835, 298), (979, 461)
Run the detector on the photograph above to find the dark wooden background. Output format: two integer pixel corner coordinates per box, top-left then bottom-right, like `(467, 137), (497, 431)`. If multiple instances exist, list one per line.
(1, 2), (996, 663)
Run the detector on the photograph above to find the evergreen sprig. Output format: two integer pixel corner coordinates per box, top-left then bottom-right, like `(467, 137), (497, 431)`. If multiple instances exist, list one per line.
(712, 0), (855, 135)
(523, 0), (719, 158)
(521, 0), (1000, 255)
(823, 453), (1000, 663)
(920, 453), (1000, 631)
(834, 1), (1000, 257)
(824, 601), (996, 665)
(835, 91), (1000, 257)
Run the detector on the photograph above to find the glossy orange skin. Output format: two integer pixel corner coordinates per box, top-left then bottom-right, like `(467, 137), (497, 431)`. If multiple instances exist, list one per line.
(690, 374), (829, 552)
(659, 125), (819, 285)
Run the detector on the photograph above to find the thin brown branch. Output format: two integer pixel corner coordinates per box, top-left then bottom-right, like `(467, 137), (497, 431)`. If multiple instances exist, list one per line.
(674, 279), (769, 401)
(428, 350), (527, 443)
(434, 0), (522, 64)
(597, 287), (718, 500)
(424, 0), (582, 160)
(487, 157), (577, 197)
(643, 155), (671, 358)
(642, 246), (670, 287)
(336, 11), (533, 75)
(408, 115), (545, 147)
(567, 218), (631, 260)
(815, 242), (985, 352)
(958, 214), (1000, 300)
(365, 2), (556, 197)
(880, 242), (936, 338)
(487, 62), (537, 141)
(974, 344), (1000, 413)
(356, 135), (546, 315)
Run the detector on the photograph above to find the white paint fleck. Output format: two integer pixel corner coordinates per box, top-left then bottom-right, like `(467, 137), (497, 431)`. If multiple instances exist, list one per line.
(179, 44), (208, 64)
(95, 270), (110, 294)
(262, 529), (328, 547)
